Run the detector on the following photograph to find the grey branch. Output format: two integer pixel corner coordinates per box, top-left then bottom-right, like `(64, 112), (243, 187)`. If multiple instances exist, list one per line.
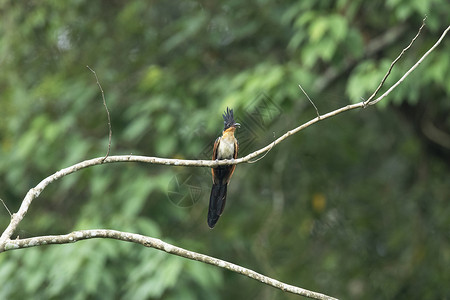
(364, 17), (427, 105)
(87, 65), (112, 161)
(367, 24), (450, 105)
(3, 229), (337, 300)
(1, 22), (448, 300)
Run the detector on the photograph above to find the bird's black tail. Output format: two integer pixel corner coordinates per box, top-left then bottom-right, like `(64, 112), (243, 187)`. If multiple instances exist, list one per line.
(207, 183), (228, 228)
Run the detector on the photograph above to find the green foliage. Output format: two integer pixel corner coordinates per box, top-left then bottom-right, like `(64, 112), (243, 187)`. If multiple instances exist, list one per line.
(0, 0), (449, 299)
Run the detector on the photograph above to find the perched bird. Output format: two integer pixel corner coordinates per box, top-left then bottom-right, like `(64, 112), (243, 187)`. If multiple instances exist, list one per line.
(208, 107), (240, 228)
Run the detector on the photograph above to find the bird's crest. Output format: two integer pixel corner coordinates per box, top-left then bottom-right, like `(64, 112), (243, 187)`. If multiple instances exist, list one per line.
(222, 107), (236, 130)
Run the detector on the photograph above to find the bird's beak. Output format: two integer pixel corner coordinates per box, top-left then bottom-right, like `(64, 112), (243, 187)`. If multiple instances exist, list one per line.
(234, 122), (241, 128)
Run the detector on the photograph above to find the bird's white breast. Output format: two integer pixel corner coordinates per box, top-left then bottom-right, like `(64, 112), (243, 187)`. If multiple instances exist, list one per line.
(217, 135), (236, 159)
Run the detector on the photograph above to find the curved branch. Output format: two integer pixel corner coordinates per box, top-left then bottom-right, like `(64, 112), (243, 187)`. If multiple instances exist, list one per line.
(368, 24), (450, 105)
(0, 21), (448, 300)
(364, 17), (427, 105)
(1, 23), (449, 251)
(3, 229), (337, 300)
(0, 100), (363, 249)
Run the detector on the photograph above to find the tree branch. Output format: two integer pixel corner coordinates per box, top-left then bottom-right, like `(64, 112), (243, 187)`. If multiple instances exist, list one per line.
(1, 21), (448, 300)
(367, 24), (450, 105)
(87, 65), (112, 161)
(364, 17), (427, 105)
(3, 229), (337, 300)
(1, 101), (363, 250)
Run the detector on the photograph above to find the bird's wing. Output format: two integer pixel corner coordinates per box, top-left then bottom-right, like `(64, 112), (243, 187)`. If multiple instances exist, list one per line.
(212, 136), (220, 160)
(211, 136), (220, 183)
(225, 137), (238, 183)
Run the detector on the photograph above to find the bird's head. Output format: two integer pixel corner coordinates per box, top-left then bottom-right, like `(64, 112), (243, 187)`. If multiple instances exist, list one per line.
(222, 107), (240, 132)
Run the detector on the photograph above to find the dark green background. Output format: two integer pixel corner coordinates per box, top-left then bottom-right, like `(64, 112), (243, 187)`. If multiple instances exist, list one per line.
(0, 1), (449, 299)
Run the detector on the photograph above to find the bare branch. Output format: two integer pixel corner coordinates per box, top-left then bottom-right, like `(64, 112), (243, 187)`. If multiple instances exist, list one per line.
(2, 229), (337, 300)
(364, 17), (427, 106)
(2, 23), (448, 251)
(87, 65), (112, 161)
(0, 21), (448, 300)
(368, 24), (449, 106)
(299, 84), (320, 118)
(248, 132), (277, 163)
(0, 198), (12, 217)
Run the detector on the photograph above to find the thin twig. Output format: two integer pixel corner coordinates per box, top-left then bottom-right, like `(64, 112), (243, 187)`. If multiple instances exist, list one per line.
(0, 198), (12, 217)
(368, 24), (449, 106)
(2, 229), (337, 300)
(87, 66), (112, 161)
(299, 84), (320, 118)
(248, 132), (277, 163)
(364, 17), (427, 106)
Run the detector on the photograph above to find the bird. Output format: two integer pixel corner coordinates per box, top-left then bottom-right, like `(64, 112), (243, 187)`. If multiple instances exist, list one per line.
(208, 107), (240, 228)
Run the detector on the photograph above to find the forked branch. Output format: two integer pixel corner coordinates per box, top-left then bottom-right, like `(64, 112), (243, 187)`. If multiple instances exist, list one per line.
(4, 229), (337, 300)
(1, 21), (449, 300)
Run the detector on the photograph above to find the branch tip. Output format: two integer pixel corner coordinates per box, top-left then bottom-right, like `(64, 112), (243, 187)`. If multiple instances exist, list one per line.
(2, 229), (338, 299)
(299, 84), (320, 118)
(0, 198), (12, 217)
(364, 17), (427, 106)
(87, 66), (113, 161)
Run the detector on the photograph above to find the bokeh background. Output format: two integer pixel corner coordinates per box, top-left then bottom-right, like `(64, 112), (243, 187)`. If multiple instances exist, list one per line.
(0, 1), (449, 299)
